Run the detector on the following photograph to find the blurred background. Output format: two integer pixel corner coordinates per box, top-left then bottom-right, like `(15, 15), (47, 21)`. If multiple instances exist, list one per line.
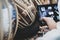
(0, 0), (60, 40)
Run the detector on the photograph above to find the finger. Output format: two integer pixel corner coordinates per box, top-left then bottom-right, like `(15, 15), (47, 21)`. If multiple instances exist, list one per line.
(41, 17), (53, 23)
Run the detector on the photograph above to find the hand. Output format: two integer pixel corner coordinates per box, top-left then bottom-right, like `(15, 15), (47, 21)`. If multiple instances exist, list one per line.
(42, 17), (57, 30)
(40, 26), (49, 32)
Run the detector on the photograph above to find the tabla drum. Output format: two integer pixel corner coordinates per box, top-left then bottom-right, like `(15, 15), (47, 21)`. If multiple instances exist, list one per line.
(0, 0), (37, 40)
(12, 0), (39, 39)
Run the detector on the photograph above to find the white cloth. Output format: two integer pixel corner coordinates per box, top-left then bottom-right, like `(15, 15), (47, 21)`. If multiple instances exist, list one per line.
(42, 29), (60, 40)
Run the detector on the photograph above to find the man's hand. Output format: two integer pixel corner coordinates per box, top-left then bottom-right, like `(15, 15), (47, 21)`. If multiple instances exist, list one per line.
(42, 17), (57, 30)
